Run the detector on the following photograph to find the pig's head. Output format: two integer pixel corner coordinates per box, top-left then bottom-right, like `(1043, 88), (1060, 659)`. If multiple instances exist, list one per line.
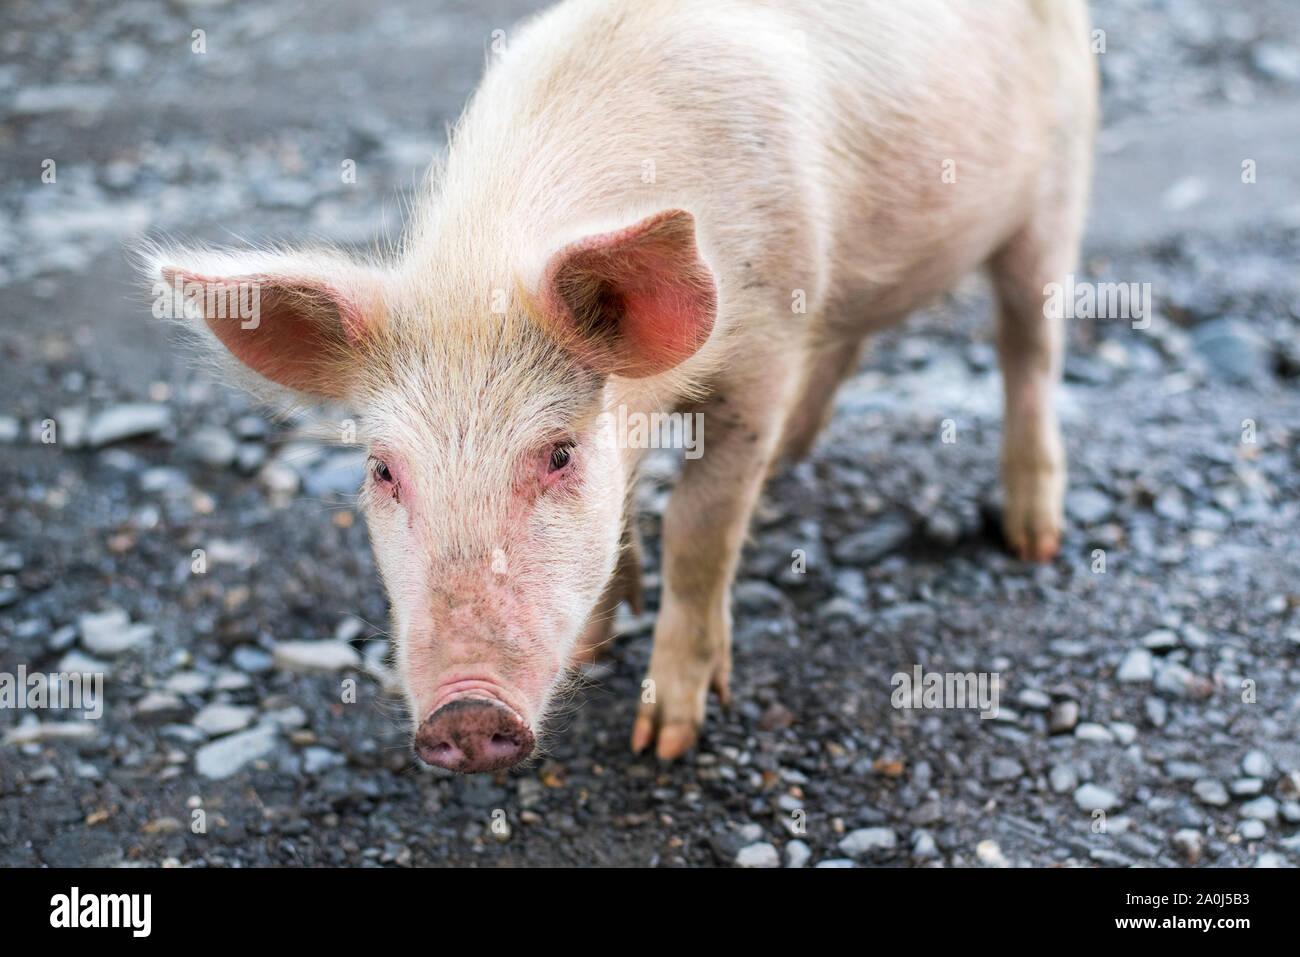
(147, 209), (716, 772)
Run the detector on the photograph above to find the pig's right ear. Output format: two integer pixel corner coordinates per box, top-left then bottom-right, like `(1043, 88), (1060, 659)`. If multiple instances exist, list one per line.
(142, 248), (388, 400)
(536, 209), (717, 378)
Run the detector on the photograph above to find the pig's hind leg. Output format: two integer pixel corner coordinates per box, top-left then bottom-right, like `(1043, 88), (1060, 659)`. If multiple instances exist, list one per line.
(631, 358), (800, 759)
(987, 201), (1085, 562)
(570, 522), (643, 667)
(777, 335), (868, 462)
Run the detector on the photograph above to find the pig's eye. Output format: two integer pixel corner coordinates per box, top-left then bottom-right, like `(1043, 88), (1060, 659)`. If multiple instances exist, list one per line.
(548, 441), (574, 473)
(372, 459), (394, 484)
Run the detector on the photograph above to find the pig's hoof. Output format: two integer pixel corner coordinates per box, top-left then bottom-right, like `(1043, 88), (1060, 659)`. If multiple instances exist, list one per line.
(1002, 463), (1064, 563)
(630, 663), (730, 760)
(1007, 531), (1060, 563)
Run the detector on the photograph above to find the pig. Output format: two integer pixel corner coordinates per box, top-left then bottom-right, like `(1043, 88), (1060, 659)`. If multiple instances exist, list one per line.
(145, 0), (1097, 770)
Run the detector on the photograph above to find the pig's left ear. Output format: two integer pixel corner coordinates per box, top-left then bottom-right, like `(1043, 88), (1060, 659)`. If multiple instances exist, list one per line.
(537, 209), (717, 378)
(143, 248), (388, 400)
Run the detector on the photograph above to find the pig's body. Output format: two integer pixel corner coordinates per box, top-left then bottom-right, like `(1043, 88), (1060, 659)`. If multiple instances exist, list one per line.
(152, 0), (1096, 767)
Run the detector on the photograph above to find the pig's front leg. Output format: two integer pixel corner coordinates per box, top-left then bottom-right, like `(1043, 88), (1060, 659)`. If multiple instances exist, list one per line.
(632, 365), (797, 759)
(570, 522), (643, 666)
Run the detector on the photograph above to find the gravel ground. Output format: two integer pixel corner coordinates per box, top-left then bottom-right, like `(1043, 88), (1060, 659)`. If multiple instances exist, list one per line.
(1, 0), (1299, 867)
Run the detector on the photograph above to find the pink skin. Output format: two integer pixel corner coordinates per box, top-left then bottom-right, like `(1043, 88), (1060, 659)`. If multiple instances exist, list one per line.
(366, 434), (589, 737)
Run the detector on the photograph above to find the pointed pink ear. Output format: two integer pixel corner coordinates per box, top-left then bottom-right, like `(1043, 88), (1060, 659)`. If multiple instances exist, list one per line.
(156, 262), (385, 399)
(538, 209), (717, 378)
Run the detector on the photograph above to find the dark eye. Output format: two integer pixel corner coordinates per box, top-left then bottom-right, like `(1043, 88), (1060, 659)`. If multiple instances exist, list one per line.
(373, 459), (393, 483)
(548, 441), (574, 473)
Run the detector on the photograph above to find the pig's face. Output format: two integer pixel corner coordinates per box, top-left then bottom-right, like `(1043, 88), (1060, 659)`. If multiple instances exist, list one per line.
(352, 320), (627, 770)
(148, 208), (716, 773)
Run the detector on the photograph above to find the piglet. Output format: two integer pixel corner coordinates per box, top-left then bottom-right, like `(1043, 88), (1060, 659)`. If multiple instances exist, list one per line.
(146, 0), (1097, 768)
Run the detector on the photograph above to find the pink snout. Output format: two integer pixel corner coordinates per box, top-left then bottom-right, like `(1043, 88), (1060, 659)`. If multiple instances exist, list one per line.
(415, 699), (535, 773)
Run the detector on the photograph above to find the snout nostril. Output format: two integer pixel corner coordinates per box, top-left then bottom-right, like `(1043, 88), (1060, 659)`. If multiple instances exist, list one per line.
(416, 699), (535, 772)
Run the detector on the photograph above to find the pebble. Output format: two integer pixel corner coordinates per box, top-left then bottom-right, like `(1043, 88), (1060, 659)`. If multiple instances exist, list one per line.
(272, 641), (362, 674)
(1065, 488), (1112, 524)
(1016, 689), (1051, 711)
(785, 839), (811, 868)
(78, 608), (153, 656)
(1171, 829), (1204, 863)
(56, 650), (112, 678)
(814, 859), (856, 868)
(735, 842), (780, 868)
(187, 426), (238, 468)
(1193, 779), (1230, 807)
(1075, 723), (1115, 743)
(3, 722), (98, 746)
(1239, 820), (1267, 840)
(85, 403), (171, 447)
(1049, 700), (1079, 734)
(1230, 778), (1264, 797)
(1117, 648), (1155, 682)
(911, 830), (938, 858)
(831, 514), (911, 565)
(976, 839), (1010, 867)
(231, 646), (273, 673)
(302, 747), (347, 774)
(1074, 784), (1121, 812)
(1192, 319), (1272, 383)
(165, 671), (211, 695)
(1049, 764), (1078, 794)
(1141, 629), (1180, 652)
(195, 724), (278, 779)
(1242, 750), (1273, 779)
(988, 757), (1023, 782)
(192, 703), (257, 737)
(839, 827), (898, 856)
(1239, 796), (1278, 823)
(1165, 761), (1208, 781)
(134, 692), (186, 722)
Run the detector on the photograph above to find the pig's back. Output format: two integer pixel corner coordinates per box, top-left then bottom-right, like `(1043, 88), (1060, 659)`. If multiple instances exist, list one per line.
(425, 0), (1094, 344)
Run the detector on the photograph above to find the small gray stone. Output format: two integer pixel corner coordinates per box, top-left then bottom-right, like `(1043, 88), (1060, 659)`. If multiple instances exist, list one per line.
(1075, 722), (1114, 743)
(85, 403), (171, 447)
(911, 831), (938, 858)
(1239, 819), (1267, 840)
(988, 757), (1023, 782)
(272, 641), (361, 674)
(187, 426), (238, 468)
(1065, 488), (1112, 524)
(78, 608), (153, 656)
(231, 646), (273, 673)
(1074, 784), (1121, 812)
(195, 724), (278, 779)
(1049, 700), (1079, 734)
(735, 842), (780, 868)
(1231, 778), (1264, 797)
(1171, 829), (1204, 863)
(1118, 648), (1155, 682)
(1166, 761), (1208, 781)
(839, 827), (898, 856)
(1192, 319), (1272, 384)
(814, 858), (855, 868)
(831, 515), (911, 566)
(1141, 629), (1180, 652)
(1193, 779), (1230, 807)
(302, 747), (347, 775)
(134, 692), (186, 722)
(1242, 750), (1274, 779)
(785, 839), (811, 868)
(1239, 796), (1279, 823)
(1016, 689), (1051, 711)
(1049, 764), (1077, 794)
(192, 703), (257, 737)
